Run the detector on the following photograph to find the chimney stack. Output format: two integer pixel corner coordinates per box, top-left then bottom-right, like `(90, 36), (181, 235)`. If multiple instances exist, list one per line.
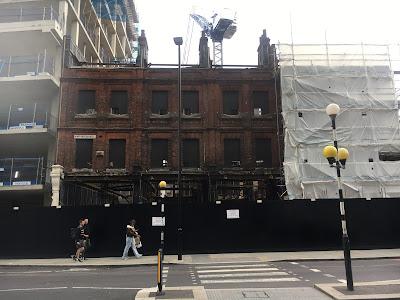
(199, 31), (210, 68)
(257, 29), (274, 69)
(137, 30), (148, 67)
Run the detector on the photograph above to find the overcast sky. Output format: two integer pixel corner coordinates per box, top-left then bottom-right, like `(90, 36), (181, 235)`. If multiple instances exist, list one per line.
(135, 0), (400, 65)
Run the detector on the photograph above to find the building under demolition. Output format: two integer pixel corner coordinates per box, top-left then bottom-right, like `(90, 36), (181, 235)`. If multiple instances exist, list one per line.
(53, 31), (283, 205)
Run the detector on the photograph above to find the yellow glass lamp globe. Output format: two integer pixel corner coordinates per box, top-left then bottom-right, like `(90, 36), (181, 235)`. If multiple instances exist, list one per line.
(338, 148), (349, 160)
(159, 181), (167, 189)
(322, 145), (337, 158)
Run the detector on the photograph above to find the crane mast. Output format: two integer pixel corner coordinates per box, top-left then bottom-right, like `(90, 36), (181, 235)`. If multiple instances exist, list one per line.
(190, 12), (236, 67)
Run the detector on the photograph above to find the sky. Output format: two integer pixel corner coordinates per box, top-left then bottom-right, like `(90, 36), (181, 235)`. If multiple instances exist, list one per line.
(134, 0), (400, 65)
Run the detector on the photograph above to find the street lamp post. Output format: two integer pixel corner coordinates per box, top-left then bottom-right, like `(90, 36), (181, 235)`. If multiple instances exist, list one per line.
(159, 180), (167, 254)
(323, 103), (354, 291)
(173, 37), (183, 261)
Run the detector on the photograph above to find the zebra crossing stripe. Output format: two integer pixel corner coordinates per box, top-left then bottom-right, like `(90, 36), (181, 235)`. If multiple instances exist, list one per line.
(201, 277), (300, 284)
(198, 271), (289, 278)
(197, 268), (278, 274)
(195, 264), (271, 269)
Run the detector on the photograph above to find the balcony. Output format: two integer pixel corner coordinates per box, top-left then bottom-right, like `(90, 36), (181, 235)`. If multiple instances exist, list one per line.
(0, 7), (63, 46)
(0, 52), (55, 77)
(0, 6), (61, 24)
(0, 104), (56, 135)
(0, 158), (44, 191)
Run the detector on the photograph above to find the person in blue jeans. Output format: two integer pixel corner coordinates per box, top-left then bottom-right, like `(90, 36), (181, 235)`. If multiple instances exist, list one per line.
(122, 219), (142, 259)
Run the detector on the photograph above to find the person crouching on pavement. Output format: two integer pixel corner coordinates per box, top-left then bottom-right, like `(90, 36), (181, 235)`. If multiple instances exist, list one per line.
(121, 219), (142, 259)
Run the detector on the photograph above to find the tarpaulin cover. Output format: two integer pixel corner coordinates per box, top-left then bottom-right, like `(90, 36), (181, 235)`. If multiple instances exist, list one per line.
(279, 44), (400, 199)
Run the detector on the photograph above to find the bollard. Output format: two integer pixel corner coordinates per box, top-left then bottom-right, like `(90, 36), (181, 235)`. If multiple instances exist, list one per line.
(156, 248), (165, 296)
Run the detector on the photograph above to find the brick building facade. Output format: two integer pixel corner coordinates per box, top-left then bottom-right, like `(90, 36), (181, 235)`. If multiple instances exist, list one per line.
(57, 32), (283, 205)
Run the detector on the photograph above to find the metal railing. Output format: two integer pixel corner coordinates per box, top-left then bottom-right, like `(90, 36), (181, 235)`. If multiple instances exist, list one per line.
(0, 6), (60, 23)
(0, 104), (56, 133)
(0, 158), (44, 186)
(0, 51), (55, 77)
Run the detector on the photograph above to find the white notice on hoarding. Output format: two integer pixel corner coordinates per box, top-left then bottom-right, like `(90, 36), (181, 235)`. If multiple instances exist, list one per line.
(12, 181), (31, 186)
(152, 217), (165, 226)
(226, 209), (240, 219)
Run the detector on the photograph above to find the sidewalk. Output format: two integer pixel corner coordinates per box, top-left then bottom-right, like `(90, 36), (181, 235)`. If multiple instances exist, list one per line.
(0, 248), (398, 267)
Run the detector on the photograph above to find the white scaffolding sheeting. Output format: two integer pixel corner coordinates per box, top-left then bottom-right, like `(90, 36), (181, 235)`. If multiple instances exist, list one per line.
(279, 44), (400, 199)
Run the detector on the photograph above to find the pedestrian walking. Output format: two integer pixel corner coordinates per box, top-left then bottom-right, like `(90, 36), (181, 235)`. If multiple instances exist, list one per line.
(82, 218), (91, 260)
(121, 219), (142, 259)
(71, 218), (88, 262)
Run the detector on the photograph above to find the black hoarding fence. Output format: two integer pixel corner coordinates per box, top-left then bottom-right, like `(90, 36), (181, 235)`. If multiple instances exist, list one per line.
(0, 199), (399, 258)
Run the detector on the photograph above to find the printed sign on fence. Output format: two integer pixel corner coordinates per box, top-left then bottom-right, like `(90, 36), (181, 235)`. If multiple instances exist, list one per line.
(226, 209), (240, 219)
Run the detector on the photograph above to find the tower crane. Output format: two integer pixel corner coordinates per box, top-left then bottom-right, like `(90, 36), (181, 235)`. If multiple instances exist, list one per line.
(190, 11), (237, 66)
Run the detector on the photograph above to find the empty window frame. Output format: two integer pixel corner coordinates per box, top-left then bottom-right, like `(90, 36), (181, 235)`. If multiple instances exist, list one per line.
(252, 91), (269, 115)
(223, 91), (239, 115)
(224, 139), (241, 167)
(183, 139), (200, 168)
(182, 91), (199, 115)
(77, 90), (96, 114)
(75, 139), (93, 168)
(150, 139), (168, 168)
(109, 139), (126, 168)
(110, 91), (128, 114)
(151, 91), (168, 115)
(255, 138), (272, 167)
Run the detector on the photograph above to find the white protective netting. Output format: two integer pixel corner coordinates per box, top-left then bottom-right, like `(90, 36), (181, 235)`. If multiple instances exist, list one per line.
(279, 44), (400, 199)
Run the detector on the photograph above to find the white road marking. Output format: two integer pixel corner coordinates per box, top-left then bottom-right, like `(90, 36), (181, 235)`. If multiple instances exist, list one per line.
(196, 264), (271, 269)
(199, 272), (289, 278)
(338, 279), (347, 283)
(324, 274), (336, 278)
(290, 262), (299, 265)
(72, 286), (139, 290)
(310, 269), (321, 273)
(201, 277), (300, 284)
(0, 287), (68, 292)
(0, 270), (52, 274)
(197, 268), (279, 274)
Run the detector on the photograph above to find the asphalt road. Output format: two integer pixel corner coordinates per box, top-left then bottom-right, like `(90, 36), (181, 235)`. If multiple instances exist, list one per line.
(0, 258), (398, 299)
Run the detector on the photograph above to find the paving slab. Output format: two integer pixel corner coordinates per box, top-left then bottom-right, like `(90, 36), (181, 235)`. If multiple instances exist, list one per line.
(206, 287), (332, 300)
(316, 280), (400, 299)
(0, 249), (398, 267)
(136, 286), (207, 300)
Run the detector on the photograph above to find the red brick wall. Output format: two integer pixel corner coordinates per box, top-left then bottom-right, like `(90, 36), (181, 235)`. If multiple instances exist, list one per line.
(58, 67), (281, 172)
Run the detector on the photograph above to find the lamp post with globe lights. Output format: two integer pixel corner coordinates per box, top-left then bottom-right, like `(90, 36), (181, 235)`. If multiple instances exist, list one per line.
(322, 103), (354, 291)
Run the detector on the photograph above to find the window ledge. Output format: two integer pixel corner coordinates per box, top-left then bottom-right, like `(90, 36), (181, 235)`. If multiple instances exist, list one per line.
(219, 113), (242, 119)
(149, 113), (171, 119)
(252, 114), (274, 120)
(108, 113), (129, 119)
(71, 168), (94, 173)
(182, 113), (202, 119)
(75, 113), (97, 119)
(105, 168), (127, 173)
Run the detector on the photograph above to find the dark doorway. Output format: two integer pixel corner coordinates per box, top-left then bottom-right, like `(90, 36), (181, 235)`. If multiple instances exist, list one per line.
(150, 139), (168, 168)
(255, 138), (272, 167)
(224, 139), (241, 167)
(109, 139), (126, 168)
(75, 139), (93, 168)
(183, 139), (200, 168)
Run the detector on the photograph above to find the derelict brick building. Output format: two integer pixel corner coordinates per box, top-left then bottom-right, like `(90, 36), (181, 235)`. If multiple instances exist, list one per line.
(56, 31), (283, 205)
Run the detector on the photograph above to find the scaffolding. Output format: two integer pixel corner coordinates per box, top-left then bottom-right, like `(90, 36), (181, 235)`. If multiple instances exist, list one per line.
(279, 43), (400, 199)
